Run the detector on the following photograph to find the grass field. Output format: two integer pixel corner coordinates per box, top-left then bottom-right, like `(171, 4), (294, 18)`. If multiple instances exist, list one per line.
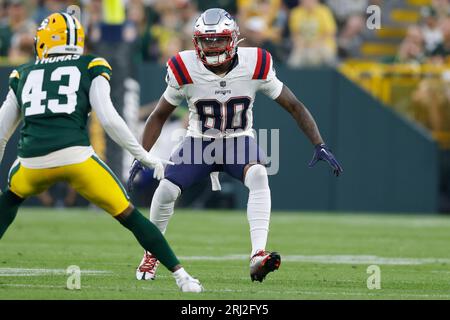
(1, 208), (450, 300)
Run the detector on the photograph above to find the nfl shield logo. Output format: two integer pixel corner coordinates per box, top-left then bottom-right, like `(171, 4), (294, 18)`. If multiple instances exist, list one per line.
(220, 81), (226, 87)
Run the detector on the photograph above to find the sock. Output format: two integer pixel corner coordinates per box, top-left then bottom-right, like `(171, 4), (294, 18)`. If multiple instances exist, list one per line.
(150, 179), (180, 233)
(172, 267), (190, 280)
(0, 190), (24, 239)
(117, 208), (180, 270)
(244, 165), (271, 257)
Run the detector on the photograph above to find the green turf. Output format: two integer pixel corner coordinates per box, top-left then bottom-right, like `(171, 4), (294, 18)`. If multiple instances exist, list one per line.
(1, 208), (450, 299)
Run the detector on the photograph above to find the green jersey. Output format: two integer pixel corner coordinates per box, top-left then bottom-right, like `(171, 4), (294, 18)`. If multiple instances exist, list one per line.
(8, 54), (112, 158)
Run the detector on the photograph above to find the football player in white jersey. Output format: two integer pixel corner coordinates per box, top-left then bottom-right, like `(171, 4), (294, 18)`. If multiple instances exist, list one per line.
(128, 8), (343, 282)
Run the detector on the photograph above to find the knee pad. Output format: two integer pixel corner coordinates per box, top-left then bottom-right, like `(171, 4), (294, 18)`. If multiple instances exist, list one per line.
(244, 164), (269, 191)
(154, 179), (181, 203)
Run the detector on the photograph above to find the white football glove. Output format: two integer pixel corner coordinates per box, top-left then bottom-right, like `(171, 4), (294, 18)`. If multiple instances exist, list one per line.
(139, 154), (174, 180)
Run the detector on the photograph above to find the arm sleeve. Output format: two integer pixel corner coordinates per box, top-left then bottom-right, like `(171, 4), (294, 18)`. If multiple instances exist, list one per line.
(163, 85), (185, 106)
(258, 57), (284, 100)
(89, 76), (148, 162)
(162, 66), (185, 106)
(0, 90), (21, 164)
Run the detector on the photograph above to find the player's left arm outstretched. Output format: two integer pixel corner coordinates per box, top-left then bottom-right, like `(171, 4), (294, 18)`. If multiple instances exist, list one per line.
(275, 84), (344, 176)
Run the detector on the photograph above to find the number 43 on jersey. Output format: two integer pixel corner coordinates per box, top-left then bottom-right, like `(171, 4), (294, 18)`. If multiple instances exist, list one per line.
(22, 66), (81, 116)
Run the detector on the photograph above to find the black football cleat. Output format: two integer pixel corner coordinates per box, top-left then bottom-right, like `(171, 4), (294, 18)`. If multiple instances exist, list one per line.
(250, 250), (281, 282)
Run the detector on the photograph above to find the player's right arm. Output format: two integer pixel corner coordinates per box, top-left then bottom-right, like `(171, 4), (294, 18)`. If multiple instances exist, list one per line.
(89, 73), (171, 180)
(127, 64), (181, 191)
(0, 71), (23, 166)
(140, 64), (183, 151)
(141, 96), (177, 152)
(127, 94), (176, 192)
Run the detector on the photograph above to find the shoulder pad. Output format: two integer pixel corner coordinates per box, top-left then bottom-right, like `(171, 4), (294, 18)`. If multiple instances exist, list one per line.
(252, 48), (272, 80)
(8, 69), (20, 94)
(166, 53), (193, 87)
(88, 56), (112, 81)
(88, 57), (112, 71)
(9, 69), (20, 80)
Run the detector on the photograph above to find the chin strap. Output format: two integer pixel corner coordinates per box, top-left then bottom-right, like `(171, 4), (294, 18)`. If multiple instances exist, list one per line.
(235, 38), (246, 46)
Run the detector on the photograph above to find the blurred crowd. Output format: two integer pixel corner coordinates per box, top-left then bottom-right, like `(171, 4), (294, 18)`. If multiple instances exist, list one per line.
(384, 0), (450, 138)
(0, 0), (383, 67)
(3, 0), (450, 67)
(386, 0), (450, 65)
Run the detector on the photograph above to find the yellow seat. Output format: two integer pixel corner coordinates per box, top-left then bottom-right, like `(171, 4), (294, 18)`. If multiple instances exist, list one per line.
(340, 60), (450, 148)
(339, 61), (386, 98)
(433, 131), (450, 149)
(391, 9), (421, 23)
(376, 27), (407, 39)
(360, 43), (398, 57)
(406, 0), (432, 6)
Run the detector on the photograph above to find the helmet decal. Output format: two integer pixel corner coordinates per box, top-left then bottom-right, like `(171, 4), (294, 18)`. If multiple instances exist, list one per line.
(38, 18), (49, 31)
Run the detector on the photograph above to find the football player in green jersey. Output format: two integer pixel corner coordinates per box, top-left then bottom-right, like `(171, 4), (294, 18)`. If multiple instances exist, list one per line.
(0, 12), (203, 292)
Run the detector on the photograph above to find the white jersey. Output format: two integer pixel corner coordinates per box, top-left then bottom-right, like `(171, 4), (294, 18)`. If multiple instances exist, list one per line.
(163, 47), (284, 139)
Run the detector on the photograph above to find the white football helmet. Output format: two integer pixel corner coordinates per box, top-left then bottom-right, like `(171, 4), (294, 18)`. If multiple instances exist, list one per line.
(193, 8), (241, 67)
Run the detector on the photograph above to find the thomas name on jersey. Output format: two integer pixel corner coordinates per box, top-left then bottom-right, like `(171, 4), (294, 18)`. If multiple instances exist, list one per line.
(35, 54), (80, 65)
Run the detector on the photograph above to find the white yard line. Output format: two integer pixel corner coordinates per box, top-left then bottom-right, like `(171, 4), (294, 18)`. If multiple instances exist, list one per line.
(179, 254), (450, 265)
(0, 268), (111, 277)
(1, 254), (449, 279)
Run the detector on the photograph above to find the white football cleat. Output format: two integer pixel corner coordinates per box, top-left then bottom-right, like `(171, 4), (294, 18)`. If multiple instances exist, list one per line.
(136, 251), (160, 280)
(176, 275), (204, 293)
(250, 250), (281, 282)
